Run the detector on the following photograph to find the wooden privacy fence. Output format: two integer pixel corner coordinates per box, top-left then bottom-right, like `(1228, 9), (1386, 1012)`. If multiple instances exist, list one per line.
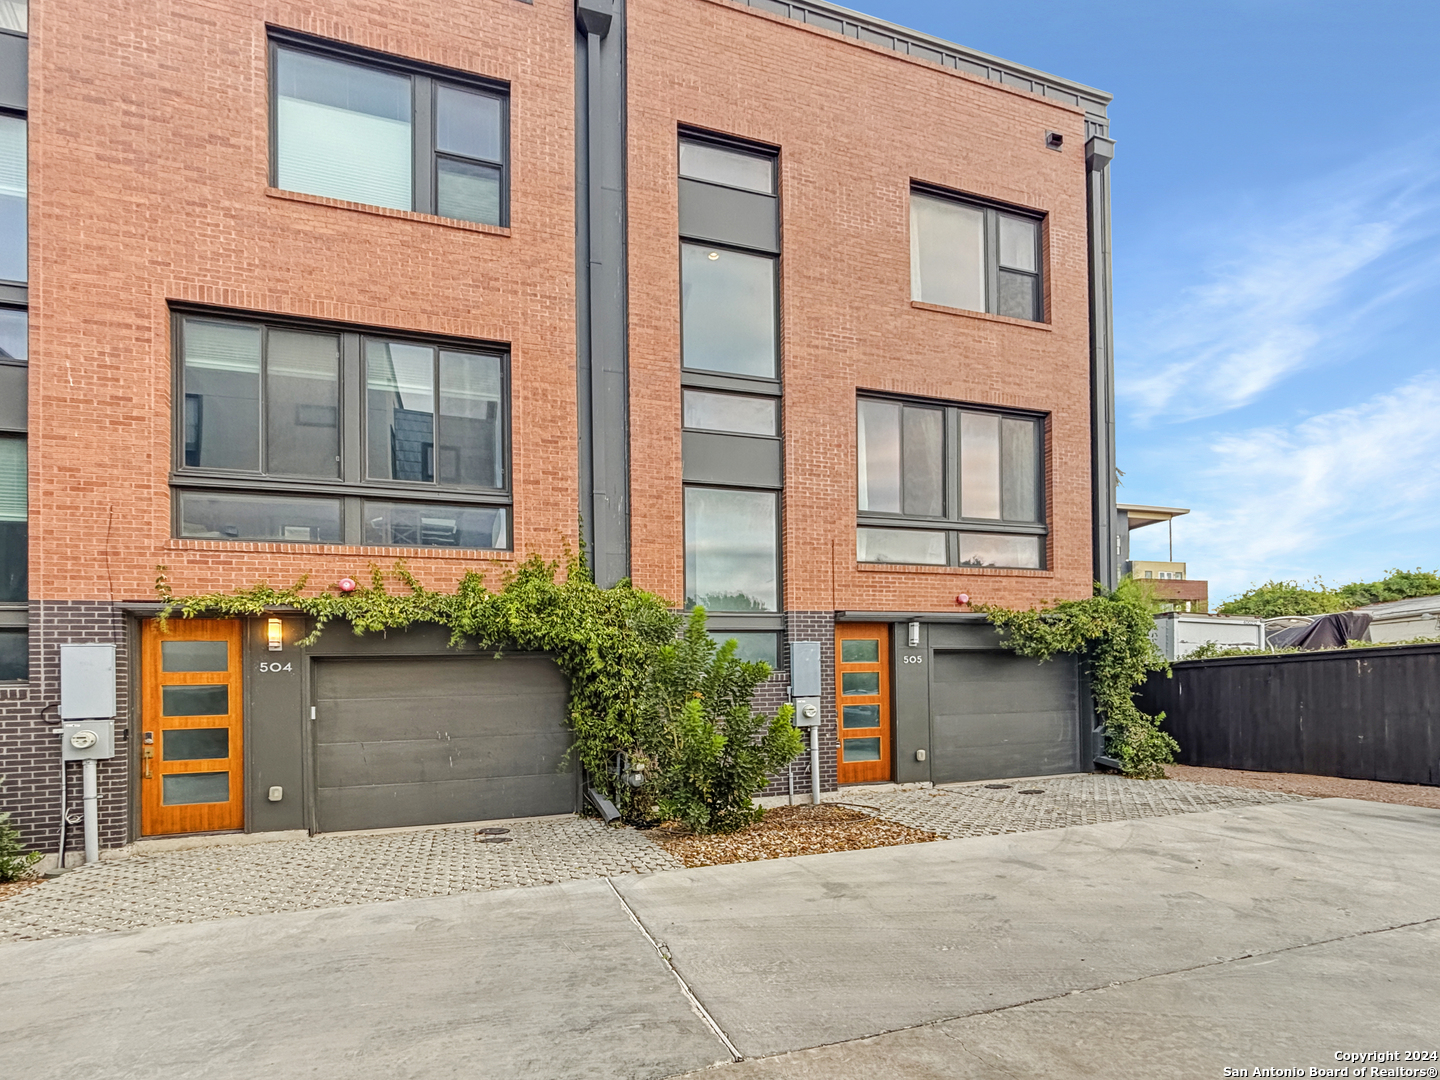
(1137, 643), (1440, 786)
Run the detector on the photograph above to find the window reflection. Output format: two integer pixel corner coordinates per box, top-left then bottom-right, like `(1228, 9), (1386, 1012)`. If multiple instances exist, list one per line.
(681, 244), (777, 378)
(684, 487), (777, 612)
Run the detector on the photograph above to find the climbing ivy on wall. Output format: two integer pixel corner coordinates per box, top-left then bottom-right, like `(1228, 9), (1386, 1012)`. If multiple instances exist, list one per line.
(156, 553), (797, 829)
(158, 553), (681, 811)
(979, 578), (1177, 779)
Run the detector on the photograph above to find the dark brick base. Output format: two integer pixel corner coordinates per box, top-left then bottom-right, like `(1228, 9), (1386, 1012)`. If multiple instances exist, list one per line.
(756, 610), (839, 798)
(0, 602), (132, 861)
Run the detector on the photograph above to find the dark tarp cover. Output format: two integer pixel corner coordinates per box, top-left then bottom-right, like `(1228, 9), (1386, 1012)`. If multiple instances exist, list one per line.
(1269, 611), (1373, 650)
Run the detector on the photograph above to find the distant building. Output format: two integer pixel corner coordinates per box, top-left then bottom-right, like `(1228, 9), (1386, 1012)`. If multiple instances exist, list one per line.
(1118, 504), (1208, 612)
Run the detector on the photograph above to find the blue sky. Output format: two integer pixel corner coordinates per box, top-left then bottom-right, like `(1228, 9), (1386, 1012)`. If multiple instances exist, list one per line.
(857, 0), (1440, 601)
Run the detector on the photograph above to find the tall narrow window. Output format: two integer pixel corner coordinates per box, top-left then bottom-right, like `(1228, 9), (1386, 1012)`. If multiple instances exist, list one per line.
(0, 114), (25, 284)
(679, 132), (784, 637)
(857, 396), (1045, 569)
(0, 433), (25, 601)
(910, 187), (1044, 322)
(271, 33), (509, 226)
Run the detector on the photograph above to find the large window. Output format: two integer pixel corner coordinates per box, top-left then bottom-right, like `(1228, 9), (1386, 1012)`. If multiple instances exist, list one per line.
(271, 33), (508, 227)
(857, 396), (1045, 569)
(910, 187), (1043, 322)
(685, 487), (778, 612)
(173, 313), (510, 549)
(678, 133), (784, 651)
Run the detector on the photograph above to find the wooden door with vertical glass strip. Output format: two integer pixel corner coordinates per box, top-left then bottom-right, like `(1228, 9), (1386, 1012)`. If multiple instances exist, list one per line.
(835, 623), (891, 784)
(141, 619), (244, 835)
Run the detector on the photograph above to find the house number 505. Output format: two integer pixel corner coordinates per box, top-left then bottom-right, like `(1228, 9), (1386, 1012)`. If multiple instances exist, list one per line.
(258, 661), (294, 673)
(902, 655), (924, 664)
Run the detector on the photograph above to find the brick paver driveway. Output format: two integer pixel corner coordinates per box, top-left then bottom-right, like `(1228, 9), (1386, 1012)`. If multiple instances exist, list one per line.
(0, 775), (1301, 941)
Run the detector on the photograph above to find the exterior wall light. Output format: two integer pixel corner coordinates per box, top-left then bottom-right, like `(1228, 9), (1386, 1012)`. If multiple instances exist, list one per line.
(907, 620), (920, 648)
(267, 617), (283, 652)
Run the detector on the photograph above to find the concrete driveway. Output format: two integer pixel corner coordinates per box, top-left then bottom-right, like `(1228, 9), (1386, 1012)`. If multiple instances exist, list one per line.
(2, 798), (1437, 1079)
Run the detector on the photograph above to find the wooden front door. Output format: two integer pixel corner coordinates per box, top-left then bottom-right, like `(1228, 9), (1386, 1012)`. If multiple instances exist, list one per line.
(141, 619), (244, 835)
(835, 623), (891, 784)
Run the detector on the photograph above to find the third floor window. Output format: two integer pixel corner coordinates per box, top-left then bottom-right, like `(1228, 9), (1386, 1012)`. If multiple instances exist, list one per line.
(910, 186), (1043, 322)
(270, 33), (509, 227)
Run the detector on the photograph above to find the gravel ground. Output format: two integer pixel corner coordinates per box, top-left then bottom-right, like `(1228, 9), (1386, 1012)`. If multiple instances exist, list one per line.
(1166, 764), (1440, 808)
(830, 773), (1306, 838)
(651, 804), (940, 867)
(0, 879), (42, 902)
(0, 816), (681, 942)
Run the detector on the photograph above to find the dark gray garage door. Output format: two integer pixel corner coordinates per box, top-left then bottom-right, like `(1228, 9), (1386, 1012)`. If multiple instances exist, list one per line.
(930, 651), (1081, 783)
(312, 654), (573, 833)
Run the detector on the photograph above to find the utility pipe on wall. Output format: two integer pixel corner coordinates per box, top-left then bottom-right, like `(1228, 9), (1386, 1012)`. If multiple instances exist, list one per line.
(82, 759), (99, 864)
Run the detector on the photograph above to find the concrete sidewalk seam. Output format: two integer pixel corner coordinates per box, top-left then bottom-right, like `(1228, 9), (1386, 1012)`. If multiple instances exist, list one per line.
(674, 912), (1440, 1074)
(605, 876), (744, 1063)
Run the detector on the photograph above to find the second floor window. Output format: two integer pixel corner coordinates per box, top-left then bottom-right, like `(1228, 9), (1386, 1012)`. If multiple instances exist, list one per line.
(174, 313), (510, 550)
(910, 186), (1043, 322)
(271, 33), (508, 227)
(856, 396), (1046, 569)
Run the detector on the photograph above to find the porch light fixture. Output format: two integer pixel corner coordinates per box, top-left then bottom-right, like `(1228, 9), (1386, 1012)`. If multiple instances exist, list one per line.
(267, 617), (283, 652)
(907, 620), (920, 648)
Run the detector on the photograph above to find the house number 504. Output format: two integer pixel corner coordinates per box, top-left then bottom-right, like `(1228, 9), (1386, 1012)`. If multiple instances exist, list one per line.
(902, 655), (924, 664)
(258, 661), (294, 673)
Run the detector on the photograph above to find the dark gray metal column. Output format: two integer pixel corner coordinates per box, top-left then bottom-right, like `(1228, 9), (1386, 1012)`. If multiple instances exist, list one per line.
(575, 0), (630, 586)
(1086, 135), (1118, 592)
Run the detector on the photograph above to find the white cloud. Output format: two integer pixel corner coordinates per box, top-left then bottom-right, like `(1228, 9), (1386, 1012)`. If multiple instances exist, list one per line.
(1118, 145), (1440, 423)
(1129, 372), (1440, 598)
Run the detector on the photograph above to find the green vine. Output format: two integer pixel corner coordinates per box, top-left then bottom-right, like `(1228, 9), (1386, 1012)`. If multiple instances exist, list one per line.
(979, 578), (1177, 779)
(158, 553), (682, 810)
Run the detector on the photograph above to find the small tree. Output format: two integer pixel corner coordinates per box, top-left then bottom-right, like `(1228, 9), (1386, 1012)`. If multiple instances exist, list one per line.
(0, 810), (42, 883)
(647, 610), (803, 833)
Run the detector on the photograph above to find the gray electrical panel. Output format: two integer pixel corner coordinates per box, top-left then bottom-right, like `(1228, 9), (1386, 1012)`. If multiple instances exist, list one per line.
(789, 642), (821, 698)
(60, 644), (117, 719)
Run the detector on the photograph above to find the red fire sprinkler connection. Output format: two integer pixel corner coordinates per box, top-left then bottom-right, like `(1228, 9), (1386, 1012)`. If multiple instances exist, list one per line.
(337, 577), (357, 593)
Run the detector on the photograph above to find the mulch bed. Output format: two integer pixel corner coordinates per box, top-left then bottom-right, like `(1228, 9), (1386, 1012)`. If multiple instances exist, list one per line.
(0, 878), (44, 902)
(1166, 764), (1440, 809)
(648, 803), (941, 868)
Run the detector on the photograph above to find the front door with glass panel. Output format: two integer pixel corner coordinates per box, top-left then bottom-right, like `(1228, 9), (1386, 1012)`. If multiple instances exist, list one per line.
(835, 623), (891, 784)
(141, 619), (244, 835)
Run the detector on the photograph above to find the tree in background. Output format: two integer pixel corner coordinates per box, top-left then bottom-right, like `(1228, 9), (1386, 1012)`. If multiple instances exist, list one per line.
(1218, 568), (1440, 618)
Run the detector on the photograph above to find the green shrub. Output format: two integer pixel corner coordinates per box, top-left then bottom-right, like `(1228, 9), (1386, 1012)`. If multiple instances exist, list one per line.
(0, 811), (42, 883)
(647, 610), (803, 833)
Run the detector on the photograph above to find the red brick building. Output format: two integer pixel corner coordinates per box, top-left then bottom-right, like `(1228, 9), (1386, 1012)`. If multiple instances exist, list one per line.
(0, 0), (1118, 860)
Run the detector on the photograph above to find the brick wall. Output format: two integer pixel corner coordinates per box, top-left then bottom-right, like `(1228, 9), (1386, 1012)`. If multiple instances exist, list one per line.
(626, 0), (1097, 616)
(0, 603), (131, 862)
(27, 0), (580, 604)
(753, 611), (838, 797)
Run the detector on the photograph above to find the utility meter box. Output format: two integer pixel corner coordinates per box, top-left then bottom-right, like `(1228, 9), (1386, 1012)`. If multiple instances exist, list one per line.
(61, 719), (116, 761)
(59, 644), (117, 719)
(789, 642), (821, 698)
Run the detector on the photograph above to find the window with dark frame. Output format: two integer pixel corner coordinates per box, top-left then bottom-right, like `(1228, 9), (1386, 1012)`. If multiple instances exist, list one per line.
(172, 312), (511, 551)
(678, 132), (784, 661)
(0, 5), (26, 680)
(910, 185), (1044, 322)
(856, 395), (1046, 569)
(270, 31), (509, 227)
